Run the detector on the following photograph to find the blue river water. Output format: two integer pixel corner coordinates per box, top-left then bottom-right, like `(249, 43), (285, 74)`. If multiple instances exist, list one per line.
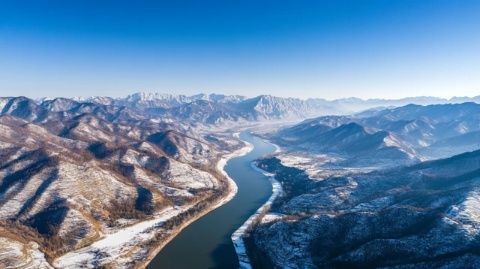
(147, 132), (276, 269)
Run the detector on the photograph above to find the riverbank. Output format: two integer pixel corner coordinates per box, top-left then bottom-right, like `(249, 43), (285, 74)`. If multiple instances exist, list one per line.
(53, 138), (253, 269)
(140, 139), (254, 269)
(231, 161), (284, 269)
(145, 131), (278, 268)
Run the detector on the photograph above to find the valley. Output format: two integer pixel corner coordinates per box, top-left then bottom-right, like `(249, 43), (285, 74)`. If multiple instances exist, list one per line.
(147, 132), (277, 269)
(3, 2), (479, 268)
(242, 102), (480, 268)
(0, 95), (249, 268)
(1, 94), (480, 268)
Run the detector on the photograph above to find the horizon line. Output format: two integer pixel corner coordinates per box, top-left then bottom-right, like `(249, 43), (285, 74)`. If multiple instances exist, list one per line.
(7, 91), (480, 103)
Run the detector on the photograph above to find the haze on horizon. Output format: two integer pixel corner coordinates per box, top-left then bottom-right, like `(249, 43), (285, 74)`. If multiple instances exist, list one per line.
(1, 0), (479, 100)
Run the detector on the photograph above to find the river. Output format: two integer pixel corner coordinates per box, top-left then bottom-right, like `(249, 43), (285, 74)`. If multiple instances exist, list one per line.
(147, 132), (276, 268)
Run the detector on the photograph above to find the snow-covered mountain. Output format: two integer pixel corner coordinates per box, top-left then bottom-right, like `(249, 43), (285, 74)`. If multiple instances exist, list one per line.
(0, 96), (244, 268)
(275, 102), (480, 162)
(76, 92), (246, 109)
(70, 92), (480, 125)
(3, 93), (480, 268)
(251, 148), (480, 268)
(246, 101), (480, 268)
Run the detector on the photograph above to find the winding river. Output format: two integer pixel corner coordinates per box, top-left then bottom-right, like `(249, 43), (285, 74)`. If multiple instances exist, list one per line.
(147, 132), (276, 268)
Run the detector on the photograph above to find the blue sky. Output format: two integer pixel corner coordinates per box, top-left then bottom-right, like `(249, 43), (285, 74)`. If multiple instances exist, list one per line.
(0, 0), (479, 99)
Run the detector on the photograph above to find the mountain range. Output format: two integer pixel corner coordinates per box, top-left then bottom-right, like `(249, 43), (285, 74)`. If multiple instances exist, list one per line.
(68, 92), (480, 124)
(2, 93), (480, 268)
(244, 100), (480, 268)
(274, 102), (480, 166)
(251, 147), (480, 268)
(0, 95), (243, 268)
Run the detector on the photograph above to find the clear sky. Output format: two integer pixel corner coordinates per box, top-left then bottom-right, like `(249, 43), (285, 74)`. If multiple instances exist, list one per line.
(0, 0), (479, 99)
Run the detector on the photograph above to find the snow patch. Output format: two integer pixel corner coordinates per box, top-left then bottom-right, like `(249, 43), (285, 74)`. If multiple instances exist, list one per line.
(54, 207), (189, 268)
(231, 161), (283, 269)
(445, 189), (480, 236)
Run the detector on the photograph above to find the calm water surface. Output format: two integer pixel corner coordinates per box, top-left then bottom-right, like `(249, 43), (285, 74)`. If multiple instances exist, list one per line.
(147, 132), (276, 269)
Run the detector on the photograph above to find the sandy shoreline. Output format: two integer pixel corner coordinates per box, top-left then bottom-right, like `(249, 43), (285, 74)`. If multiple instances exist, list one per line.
(138, 139), (254, 269)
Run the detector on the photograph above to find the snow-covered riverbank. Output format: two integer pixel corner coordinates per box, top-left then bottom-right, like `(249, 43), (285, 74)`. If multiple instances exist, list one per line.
(216, 138), (254, 205)
(231, 161), (283, 269)
(54, 140), (254, 269)
(54, 206), (191, 268)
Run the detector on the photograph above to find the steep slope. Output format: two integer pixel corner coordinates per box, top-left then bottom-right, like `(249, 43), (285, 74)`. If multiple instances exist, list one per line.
(78, 92), (247, 110)
(0, 97), (242, 268)
(275, 121), (417, 166)
(238, 95), (326, 120)
(249, 149), (480, 268)
(162, 100), (241, 124)
(0, 97), (48, 122)
(71, 92), (480, 125)
(276, 102), (480, 161)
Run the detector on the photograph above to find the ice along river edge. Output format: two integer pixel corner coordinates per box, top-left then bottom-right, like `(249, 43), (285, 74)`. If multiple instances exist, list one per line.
(147, 131), (279, 268)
